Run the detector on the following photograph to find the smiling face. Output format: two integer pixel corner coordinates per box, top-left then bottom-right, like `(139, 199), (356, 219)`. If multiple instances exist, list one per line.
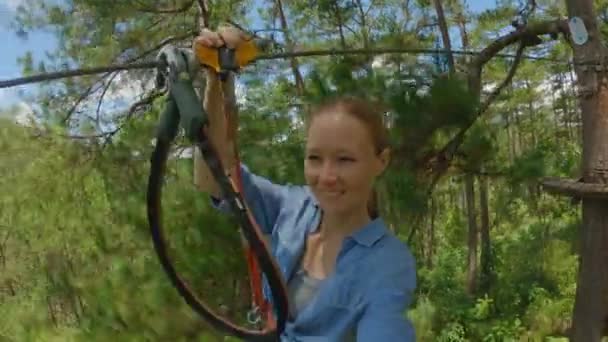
(304, 103), (390, 218)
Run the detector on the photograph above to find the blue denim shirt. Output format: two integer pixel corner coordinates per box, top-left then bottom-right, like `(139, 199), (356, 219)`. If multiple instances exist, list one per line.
(212, 164), (416, 341)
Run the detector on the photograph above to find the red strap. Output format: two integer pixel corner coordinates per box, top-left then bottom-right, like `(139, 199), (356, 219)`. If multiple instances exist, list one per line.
(226, 86), (275, 329)
(234, 158), (276, 329)
(245, 247), (275, 326)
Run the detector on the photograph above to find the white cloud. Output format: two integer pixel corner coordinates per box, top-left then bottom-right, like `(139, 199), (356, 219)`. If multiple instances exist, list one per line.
(234, 79), (247, 105)
(104, 71), (155, 104)
(0, 84), (40, 127)
(0, 98), (35, 127)
(372, 55), (389, 69)
(13, 101), (35, 125)
(61, 70), (157, 133)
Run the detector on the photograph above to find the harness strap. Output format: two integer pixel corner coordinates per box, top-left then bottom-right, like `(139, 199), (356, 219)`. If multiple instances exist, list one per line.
(236, 162), (276, 329)
(148, 44), (288, 341)
(220, 63), (276, 329)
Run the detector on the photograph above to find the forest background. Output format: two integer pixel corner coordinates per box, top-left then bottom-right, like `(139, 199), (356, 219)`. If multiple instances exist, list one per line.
(1, 0), (607, 341)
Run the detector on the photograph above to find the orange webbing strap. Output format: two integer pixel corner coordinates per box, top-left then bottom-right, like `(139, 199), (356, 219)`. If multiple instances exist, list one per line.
(223, 75), (276, 330)
(235, 160), (276, 329)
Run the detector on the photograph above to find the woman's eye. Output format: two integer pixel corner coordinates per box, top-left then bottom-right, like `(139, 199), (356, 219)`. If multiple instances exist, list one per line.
(339, 157), (355, 162)
(307, 155), (320, 161)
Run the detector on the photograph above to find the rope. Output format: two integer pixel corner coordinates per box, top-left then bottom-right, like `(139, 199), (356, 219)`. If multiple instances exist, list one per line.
(0, 47), (574, 89)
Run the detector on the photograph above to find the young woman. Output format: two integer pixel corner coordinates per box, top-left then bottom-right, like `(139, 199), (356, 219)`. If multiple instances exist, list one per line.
(193, 27), (416, 341)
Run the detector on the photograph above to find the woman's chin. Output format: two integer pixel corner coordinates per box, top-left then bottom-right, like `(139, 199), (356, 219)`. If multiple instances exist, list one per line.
(318, 200), (349, 215)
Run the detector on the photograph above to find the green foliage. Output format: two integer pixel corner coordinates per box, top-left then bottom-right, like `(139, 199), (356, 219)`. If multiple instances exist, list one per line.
(459, 121), (497, 170)
(1, 0), (589, 340)
(387, 76), (478, 159)
(437, 322), (467, 342)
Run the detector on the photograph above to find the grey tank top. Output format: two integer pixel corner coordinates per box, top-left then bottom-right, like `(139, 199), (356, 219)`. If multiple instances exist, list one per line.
(287, 267), (322, 319)
(287, 266), (356, 341)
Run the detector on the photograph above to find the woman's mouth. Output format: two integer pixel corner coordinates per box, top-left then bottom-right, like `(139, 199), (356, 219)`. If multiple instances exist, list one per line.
(322, 190), (345, 197)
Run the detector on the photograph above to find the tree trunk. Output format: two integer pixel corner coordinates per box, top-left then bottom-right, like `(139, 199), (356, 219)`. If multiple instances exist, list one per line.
(563, 0), (608, 340)
(432, 0), (455, 72)
(448, 179), (457, 212)
(354, 0), (370, 49)
(478, 173), (492, 294)
(196, 0), (210, 30)
(561, 70), (573, 140)
(454, 2), (469, 56)
(526, 80), (538, 147)
(550, 79), (561, 144)
(0, 233), (6, 269)
(275, 0), (306, 96)
(332, 0), (347, 48)
(47, 295), (58, 327)
(427, 195), (436, 269)
(465, 173), (478, 295)
(506, 110), (516, 163)
(515, 107), (524, 156)
(460, 178), (466, 212)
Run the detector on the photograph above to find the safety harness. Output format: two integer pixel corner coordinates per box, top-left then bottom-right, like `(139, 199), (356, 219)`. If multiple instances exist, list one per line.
(146, 39), (288, 341)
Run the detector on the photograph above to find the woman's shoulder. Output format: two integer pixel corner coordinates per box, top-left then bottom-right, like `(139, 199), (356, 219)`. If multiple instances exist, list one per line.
(366, 219), (415, 262)
(358, 221), (416, 288)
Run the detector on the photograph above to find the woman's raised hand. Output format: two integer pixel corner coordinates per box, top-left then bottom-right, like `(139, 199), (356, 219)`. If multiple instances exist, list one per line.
(193, 26), (250, 50)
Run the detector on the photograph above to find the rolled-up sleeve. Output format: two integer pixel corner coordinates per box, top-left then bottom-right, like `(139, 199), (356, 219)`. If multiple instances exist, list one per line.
(356, 252), (417, 341)
(209, 163), (290, 235)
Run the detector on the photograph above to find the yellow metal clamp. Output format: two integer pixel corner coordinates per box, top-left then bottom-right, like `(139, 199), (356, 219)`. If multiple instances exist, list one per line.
(193, 38), (261, 78)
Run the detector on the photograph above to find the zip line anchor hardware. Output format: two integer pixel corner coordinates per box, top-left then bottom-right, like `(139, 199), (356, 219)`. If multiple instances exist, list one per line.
(147, 44), (289, 342)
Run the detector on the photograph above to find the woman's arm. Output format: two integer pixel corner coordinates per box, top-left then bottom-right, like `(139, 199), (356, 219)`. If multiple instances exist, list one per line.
(356, 289), (416, 341)
(356, 251), (417, 341)
(192, 26), (245, 197)
(192, 28), (292, 235)
(213, 164), (292, 235)
(193, 68), (236, 198)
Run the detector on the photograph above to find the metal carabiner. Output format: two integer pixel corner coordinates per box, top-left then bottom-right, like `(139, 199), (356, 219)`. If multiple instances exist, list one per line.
(153, 44), (208, 143)
(246, 305), (263, 326)
(155, 45), (200, 90)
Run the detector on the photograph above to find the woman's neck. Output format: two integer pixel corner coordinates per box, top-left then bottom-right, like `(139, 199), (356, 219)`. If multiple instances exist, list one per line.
(318, 208), (371, 241)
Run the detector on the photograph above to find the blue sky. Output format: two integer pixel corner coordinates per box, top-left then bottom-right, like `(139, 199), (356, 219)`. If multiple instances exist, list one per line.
(0, 0), (495, 112)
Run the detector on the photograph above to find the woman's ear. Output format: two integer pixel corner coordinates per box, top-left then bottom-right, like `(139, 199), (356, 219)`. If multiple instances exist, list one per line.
(375, 147), (391, 175)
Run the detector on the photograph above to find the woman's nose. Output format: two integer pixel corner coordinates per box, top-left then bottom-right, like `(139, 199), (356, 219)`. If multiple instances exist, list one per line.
(319, 162), (338, 185)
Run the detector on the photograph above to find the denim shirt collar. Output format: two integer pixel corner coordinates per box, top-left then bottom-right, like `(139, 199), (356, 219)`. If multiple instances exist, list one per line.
(308, 188), (387, 247)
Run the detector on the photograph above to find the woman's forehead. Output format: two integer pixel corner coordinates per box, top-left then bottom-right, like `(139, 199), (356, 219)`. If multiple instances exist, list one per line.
(305, 132), (374, 154)
(308, 113), (373, 141)
(308, 112), (369, 135)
